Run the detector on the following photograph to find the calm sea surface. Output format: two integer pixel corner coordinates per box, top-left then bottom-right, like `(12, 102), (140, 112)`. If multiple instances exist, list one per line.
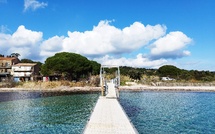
(119, 91), (215, 134)
(0, 92), (99, 134)
(0, 91), (215, 133)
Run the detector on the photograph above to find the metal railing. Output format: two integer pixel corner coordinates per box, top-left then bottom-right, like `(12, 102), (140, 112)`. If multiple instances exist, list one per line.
(100, 65), (120, 97)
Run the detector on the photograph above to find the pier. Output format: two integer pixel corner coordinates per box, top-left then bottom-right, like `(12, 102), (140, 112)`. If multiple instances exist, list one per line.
(83, 66), (138, 134)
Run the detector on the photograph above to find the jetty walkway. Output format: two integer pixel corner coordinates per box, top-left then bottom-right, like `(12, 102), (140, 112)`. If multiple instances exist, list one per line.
(83, 66), (138, 134)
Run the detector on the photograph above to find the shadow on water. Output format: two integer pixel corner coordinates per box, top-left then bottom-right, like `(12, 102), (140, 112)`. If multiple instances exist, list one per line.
(0, 91), (100, 102)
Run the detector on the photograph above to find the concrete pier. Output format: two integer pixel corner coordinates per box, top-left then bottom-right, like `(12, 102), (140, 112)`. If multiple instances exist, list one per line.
(106, 82), (118, 98)
(83, 96), (138, 134)
(84, 65), (138, 133)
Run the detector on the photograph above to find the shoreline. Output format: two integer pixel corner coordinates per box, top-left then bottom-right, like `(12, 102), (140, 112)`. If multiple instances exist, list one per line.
(1, 85), (215, 92)
(119, 85), (215, 92)
(0, 86), (101, 92)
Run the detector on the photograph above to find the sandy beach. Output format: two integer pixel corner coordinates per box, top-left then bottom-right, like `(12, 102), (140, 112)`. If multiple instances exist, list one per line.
(1, 85), (215, 92)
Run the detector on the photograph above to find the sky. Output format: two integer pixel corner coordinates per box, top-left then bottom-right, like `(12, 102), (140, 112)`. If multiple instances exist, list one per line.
(0, 0), (214, 71)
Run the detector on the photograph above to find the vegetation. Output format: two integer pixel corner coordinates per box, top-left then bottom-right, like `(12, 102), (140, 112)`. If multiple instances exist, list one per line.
(92, 65), (212, 86)
(41, 52), (100, 81)
(39, 51), (215, 83)
(157, 65), (181, 79)
(0, 53), (20, 58)
(90, 60), (101, 75)
(1, 52), (215, 87)
(15, 80), (97, 89)
(21, 59), (34, 63)
(10, 53), (20, 57)
(157, 65), (215, 82)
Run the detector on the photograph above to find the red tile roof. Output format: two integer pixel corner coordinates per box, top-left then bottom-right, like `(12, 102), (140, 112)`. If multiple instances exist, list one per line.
(0, 57), (18, 60)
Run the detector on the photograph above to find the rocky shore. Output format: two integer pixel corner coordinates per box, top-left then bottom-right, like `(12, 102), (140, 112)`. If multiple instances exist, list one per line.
(1, 85), (215, 92)
(0, 86), (101, 92)
(119, 85), (215, 92)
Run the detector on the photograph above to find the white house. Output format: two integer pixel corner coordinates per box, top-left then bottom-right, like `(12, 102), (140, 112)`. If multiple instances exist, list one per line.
(161, 77), (175, 81)
(11, 63), (39, 81)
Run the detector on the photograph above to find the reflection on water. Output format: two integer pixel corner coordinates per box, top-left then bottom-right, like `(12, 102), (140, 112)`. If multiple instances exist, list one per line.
(119, 91), (215, 134)
(0, 91), (97, 102)
(0, 92), (99, 134)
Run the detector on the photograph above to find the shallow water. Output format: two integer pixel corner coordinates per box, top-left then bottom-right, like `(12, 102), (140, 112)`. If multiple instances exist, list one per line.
(1, 91), (215, 133)
(119, 91), (215, 134)
(0, 92), (99, 134)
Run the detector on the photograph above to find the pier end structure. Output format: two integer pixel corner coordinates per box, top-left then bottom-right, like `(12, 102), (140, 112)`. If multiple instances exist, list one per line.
(99, 65), (120, 98)
(83, 65), (138, 134)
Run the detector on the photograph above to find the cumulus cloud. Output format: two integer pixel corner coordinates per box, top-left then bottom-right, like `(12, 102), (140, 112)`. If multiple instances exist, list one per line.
(40, 36), (64, 59)
(0, 25), (42, 60)
(0, 20), (193, 69)
(61, 21), (166, 57)
(24, 0), (48, 12)
(150, 31), (192, 59)
(10, 25), (42, 46)
(93, 54), (168, 68)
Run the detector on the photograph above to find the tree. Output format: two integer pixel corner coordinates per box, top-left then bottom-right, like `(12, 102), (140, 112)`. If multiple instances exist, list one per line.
(41, 52), (92, 80)
(120, 66), (133, 75)
(179, 69), (194, 80)
(10, 53), (20, 57)
(128, 69), (142, 80)
(90, 60), (101, 75)
(158, 65), (181, 79)
(21, 59), (34, 63)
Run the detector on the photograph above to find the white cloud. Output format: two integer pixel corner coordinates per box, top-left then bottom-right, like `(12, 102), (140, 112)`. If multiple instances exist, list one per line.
(0, 21), (193, 69)
(10, 25), (42, 47)
(93, 54), (168, 68)
(24, 0), (48, 12)
(0, 25), (42, 60)
(40, 36), (64, 58)
(62, 20), (166, 56)
(150, 31), (192, 59)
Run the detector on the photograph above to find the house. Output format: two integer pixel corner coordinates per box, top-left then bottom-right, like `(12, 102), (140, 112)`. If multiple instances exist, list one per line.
(0, 57), (20, 81)
(161, 77), (175, 81)
(11, 63), (40, 82)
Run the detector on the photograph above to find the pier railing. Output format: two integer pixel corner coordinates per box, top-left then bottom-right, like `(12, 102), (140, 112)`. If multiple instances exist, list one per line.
(100, 65), (120, 98)
(84, 65), (138, 133)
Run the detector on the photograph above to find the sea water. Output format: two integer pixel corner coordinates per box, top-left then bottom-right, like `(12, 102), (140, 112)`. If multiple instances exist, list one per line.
(1, 91), (215, 134)
(0, 92), (99, 134)
(119, 91), (215, 134)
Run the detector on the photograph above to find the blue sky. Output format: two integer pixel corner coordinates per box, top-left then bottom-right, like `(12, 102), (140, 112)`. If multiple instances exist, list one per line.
(0, 0), (214, 71)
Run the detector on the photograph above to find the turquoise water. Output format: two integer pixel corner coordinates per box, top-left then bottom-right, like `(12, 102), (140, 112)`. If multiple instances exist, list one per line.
(0, 93), (99, 134)
(1, 91), (215, 134)
(119, 91), (215, 134)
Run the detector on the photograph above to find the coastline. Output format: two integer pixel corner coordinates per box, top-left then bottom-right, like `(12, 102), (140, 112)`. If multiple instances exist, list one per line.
(119, 85), (215, 92)
(1, 85), (215, 92)
(0, 86), (101, 92)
